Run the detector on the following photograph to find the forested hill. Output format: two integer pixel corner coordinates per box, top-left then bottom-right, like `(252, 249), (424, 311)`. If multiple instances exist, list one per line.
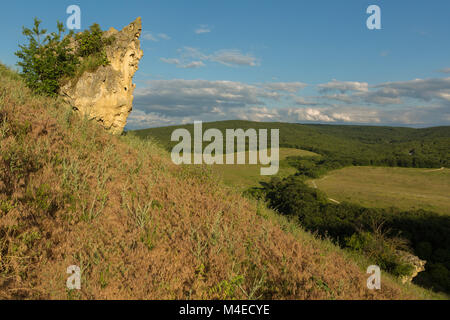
(132, 121), (450, 168)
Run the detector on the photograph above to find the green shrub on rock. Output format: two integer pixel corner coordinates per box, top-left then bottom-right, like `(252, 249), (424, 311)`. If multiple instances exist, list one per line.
(15, 18), (114, 97)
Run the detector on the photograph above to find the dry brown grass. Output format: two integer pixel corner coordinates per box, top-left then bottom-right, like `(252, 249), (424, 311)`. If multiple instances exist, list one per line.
(0, 64), (432, 300)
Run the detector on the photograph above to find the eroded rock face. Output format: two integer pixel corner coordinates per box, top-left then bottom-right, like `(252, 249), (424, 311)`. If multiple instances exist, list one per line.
(60, 18), (143, 135)
(397, 250), (427, 284)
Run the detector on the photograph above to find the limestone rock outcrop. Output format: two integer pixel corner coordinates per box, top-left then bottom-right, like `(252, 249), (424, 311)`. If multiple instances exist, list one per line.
(397, 250), (426, 284)
(60, 18), (143, 135)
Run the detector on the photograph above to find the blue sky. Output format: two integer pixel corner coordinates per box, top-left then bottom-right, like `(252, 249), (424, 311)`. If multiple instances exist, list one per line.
(1, 0), (449, 128)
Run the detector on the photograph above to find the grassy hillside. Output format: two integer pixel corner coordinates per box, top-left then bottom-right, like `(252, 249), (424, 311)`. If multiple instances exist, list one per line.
(133, 120), (450, 168)
(309, 167), (450, 215)
(1, 63), (445, 299)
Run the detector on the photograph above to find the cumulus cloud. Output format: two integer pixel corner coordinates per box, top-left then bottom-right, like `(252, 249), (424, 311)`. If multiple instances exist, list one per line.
(209, 49), (260, 67)
(178, 61), (206, 69)
(287, 108), (336, 122)
(374, 78), (450, 102)
(132, 79), (310, 123)
(126, 76), (450, 130)
(160, 58), (205, 69)
(142, 31), (171, 42)
(170, 47), (260, 68)
(157, 33), (171, 40)
(262, 82), (308, 93)
(293, 97), (319, 106)
(320, 93), (353, 103)
(160, 58), (180, 65)
(318, 80), (369, 93)
(127, 109), (180, 128)
(361, 87), (403, 105)
(319, 78), (450, 105)
(134, 80), (269, 117)
(128, 102), (447, 130)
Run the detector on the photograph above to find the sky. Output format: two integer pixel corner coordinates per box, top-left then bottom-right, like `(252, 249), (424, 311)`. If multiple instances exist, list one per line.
(1, 0), (449, 129)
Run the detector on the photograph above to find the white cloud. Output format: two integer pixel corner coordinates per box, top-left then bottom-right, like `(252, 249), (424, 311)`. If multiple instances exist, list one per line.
(157, 33), (171, 40)
(142, 31), (158, 42)
(160, 58), (180, 65)
(178, 61), (205, 69)
(127, 109), (179, 128)
(320, 93), (353, 103)
(374, 77), (450, 102)
(209, 49), (260, 67)
(133, 79), (309, 118)
(318, 80), (369, 93)
(160, 57), (205, 69)
(319, 78), (450, 105)
(142, 31), (171, 42)
(126, 76), (450, 130)
(174, 47), (260, 68)
(134, 80), (266, 117)
(288, 108), (336, 122)
(195, 25), (212, 34)
(293, 97), (319, 106)
(262, 82), (308, 93)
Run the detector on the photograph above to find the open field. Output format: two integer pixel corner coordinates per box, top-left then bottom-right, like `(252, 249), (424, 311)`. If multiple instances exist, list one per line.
(309, 166), (450, 215)
(210, 148), (318, 191)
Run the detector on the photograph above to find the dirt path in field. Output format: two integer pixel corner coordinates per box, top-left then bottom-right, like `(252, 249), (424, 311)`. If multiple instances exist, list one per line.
(424, 167), (445, 172)
(328, 198), (341, 204)
(311, 176), (341, 204)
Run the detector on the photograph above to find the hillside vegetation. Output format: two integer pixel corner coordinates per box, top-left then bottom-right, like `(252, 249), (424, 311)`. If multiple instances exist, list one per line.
(3, 63), (445, 299)
(134, 120), (450, 169)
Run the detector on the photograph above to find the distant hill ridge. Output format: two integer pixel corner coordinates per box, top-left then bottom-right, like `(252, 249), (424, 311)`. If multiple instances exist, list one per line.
(133, 120), (450, 168)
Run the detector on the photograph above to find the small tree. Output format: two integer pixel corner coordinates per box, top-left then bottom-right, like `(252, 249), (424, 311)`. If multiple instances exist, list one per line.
(15, 18), (79, 97)
(75, 23), (114, 67)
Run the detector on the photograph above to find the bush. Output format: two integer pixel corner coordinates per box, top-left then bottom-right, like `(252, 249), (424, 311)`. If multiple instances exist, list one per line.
(75, 23), (114, 58)
(15, 19), (114, 97)
(15, 19), (79, 97)
(345, 231), (414, 277)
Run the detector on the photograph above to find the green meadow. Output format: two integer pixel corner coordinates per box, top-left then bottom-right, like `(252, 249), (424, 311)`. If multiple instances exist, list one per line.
(211, 148), (318, 191)
(309, 166), (450, 215)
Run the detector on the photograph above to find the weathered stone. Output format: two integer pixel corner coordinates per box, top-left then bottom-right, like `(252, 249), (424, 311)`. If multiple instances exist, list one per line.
(397, 250), (426, 284)
(60, 17), (143, 135)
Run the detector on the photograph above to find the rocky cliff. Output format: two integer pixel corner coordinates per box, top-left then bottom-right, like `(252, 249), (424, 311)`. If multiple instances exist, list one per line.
(60, 18), (143, 135)
(397, 250), (427, 284)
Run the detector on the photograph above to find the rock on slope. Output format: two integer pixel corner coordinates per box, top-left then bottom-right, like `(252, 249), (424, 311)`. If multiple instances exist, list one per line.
(60, 18), (143, 135)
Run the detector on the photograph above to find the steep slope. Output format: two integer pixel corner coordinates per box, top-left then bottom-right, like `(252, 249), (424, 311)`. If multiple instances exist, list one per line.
(0, 64), (438, 299)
